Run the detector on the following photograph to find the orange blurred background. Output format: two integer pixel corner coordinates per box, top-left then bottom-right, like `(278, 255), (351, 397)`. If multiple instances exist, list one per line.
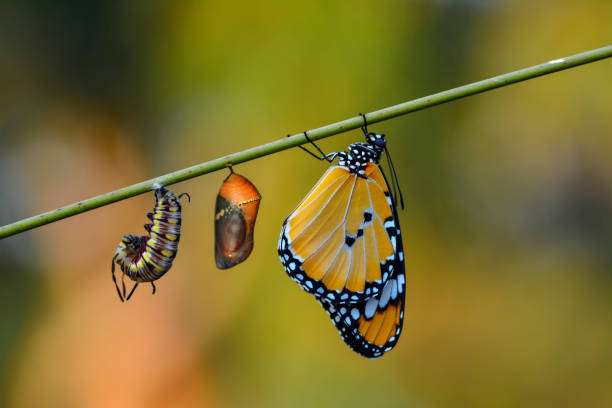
(1, 1), (611, 407)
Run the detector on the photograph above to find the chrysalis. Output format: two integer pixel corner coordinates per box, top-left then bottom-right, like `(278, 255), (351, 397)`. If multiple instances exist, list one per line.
(215, 169), (261, 269)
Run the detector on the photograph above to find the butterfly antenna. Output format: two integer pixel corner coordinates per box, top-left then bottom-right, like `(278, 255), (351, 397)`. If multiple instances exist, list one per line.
(385, 150), (399, 208)
(384, 146), (405, 210)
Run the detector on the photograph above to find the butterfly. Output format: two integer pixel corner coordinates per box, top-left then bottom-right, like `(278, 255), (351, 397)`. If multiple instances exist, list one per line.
(278, 121), (405, 358)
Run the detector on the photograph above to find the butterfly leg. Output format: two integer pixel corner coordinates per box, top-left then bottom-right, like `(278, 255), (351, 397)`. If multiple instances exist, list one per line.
(359, 113), (369, 135)
(289, 132), (338, 163)
(126, 282), (139, 301)
(111, 256), (124, 302)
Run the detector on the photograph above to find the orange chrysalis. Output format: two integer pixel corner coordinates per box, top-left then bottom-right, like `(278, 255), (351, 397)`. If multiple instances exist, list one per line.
(215, 168), (261, 269)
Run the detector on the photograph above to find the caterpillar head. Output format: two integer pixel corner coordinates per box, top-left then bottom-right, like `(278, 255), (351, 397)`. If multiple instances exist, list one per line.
(114, 234), (143, 263)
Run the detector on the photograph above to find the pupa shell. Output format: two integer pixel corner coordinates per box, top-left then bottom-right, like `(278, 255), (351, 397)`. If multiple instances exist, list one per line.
(215, 172), (261, 269)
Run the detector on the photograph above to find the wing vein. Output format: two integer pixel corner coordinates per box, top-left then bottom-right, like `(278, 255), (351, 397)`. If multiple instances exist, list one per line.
(289, 175), (352, 243)
(303, 222), (343, 262)
(367, 178), (390, 226)
(339, 176), (359, 289)
(366, 179), (382, 269)
(291, 168), (347, 218)
(321, 175), (358, 282)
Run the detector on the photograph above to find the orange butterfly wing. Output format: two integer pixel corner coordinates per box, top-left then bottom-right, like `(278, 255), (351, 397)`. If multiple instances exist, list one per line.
(318, 270), (405, 359)
(279, 134), (406, 358)
(279, 163), (398, 303)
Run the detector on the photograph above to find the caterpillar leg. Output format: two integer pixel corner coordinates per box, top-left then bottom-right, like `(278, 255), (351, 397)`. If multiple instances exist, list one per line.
(126, 282), (139, 301)
(178, 192), (191, 202)
(121, 272), (127, 299)
(151, 281), (156, 294)
(111, 257), (124, 302)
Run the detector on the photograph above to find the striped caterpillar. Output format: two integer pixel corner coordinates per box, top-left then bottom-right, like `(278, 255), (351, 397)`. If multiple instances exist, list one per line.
(111, 187), (190, 301)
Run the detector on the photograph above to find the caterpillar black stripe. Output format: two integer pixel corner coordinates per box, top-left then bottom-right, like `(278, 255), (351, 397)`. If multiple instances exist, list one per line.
(111, 187), (190, 301)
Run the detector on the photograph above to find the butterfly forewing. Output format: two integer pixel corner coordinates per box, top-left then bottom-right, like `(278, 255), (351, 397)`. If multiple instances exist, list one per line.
(279, 163), (397, 303)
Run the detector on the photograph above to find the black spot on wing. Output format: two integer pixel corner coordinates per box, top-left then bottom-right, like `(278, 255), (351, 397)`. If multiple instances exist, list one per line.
(345, 236), (356, 247)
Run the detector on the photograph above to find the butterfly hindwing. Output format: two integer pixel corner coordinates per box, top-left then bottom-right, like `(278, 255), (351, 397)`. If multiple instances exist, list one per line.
(318, 271), (405, 359)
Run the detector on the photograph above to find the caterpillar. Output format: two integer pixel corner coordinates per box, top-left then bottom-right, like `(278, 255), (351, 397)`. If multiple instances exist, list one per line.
(111, 186), (190, 301)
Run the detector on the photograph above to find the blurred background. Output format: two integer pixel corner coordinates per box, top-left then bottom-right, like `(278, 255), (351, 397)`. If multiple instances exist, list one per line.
(1, 1), (611, 407)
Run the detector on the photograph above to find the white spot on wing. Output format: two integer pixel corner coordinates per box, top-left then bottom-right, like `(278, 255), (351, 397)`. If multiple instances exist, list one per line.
(379, 281), (392, 307)
(390, 279), (398, 300)
(397, 274), (405, 293)
(364, 298), (378, 319)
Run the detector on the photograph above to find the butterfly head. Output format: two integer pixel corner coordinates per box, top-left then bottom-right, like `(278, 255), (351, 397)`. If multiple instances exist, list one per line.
(365, 132), (386, 152)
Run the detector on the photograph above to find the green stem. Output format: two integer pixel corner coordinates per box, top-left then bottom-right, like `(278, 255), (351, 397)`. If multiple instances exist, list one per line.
(1, 45), (611, 239)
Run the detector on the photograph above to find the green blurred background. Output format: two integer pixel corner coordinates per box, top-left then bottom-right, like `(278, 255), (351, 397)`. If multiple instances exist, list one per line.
(1, 1), (611, 407)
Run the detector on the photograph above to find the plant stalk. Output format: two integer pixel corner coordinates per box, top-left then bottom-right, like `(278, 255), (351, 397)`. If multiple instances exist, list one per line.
(1, 45), (611, 239)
